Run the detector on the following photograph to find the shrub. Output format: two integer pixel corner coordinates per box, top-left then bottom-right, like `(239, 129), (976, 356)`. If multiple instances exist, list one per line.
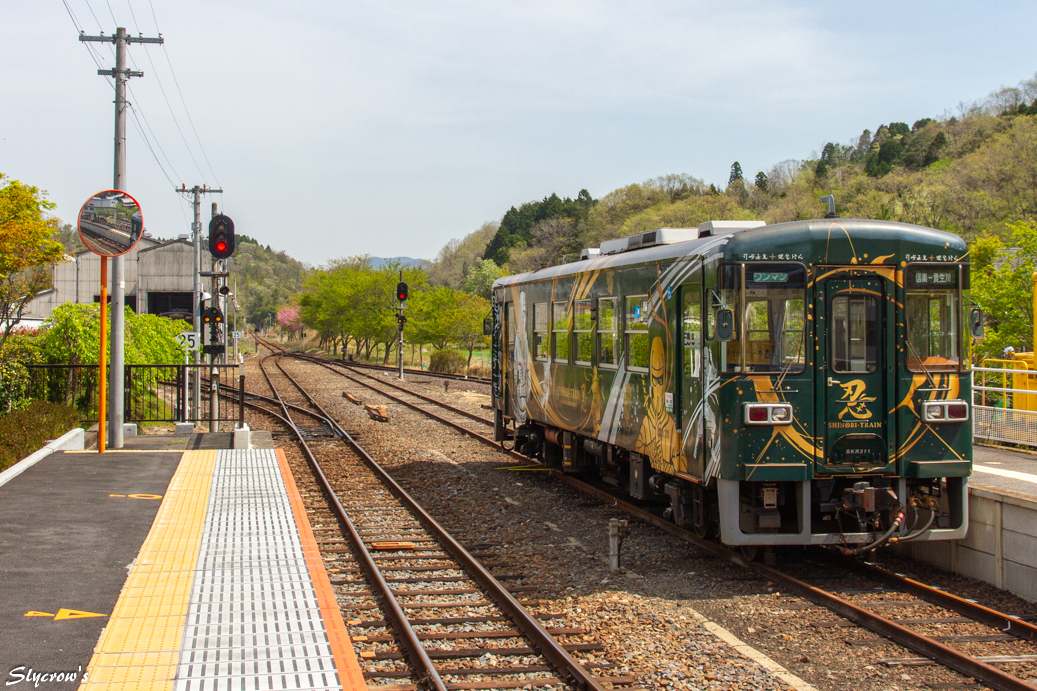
(429, 349), (466, 374)
(467, 363), (491, 378)
(0, 401), (80, 472)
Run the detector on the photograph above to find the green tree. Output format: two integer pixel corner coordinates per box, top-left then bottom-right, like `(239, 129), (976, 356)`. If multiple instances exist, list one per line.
(970, 221), (1037, 360)
(462, 259), (505, 299)
(450, 292), (491, 368)
(754, 172), (769, 191)
(728, 161), (743, 185)
(0, 174), (64, 353)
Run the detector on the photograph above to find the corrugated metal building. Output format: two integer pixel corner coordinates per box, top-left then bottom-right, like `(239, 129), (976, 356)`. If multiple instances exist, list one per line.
(25, 237), (214, 320)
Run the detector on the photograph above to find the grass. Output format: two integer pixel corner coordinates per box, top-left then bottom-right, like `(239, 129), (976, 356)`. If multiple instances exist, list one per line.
(0, 401), (81, 472)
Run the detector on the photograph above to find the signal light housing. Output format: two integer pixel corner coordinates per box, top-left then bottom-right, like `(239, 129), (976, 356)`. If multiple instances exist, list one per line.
(396, 282), (409, 302)
(208, 214), (235, 260)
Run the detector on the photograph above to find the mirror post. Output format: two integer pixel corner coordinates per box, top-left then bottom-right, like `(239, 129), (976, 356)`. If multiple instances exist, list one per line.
(98, 257), (108, 454)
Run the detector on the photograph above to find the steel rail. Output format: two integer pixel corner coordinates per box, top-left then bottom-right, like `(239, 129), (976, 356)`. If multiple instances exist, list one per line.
(329, 360), (493, 426)
(308, 358), (511, 454)
(257, 336), (491, 384)
(273, 354), (606, 691)
(258, 355), (451, 691)
(528, 473), (1037, 691)
(827, 552), (1037, 643)
(265, 341), (1037, 689)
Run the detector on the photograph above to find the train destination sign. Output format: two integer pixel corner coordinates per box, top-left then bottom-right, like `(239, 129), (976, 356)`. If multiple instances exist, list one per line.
(906, 266), (958, 289)
(77, 190), (143, 257)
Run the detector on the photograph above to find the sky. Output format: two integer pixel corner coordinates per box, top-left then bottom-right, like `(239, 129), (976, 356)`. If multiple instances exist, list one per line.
(2, 2), (1036, 267)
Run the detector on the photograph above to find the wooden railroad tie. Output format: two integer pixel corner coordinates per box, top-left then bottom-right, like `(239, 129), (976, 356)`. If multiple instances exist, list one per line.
(342, 391), (362, 405)
(364, 404), (389, 422)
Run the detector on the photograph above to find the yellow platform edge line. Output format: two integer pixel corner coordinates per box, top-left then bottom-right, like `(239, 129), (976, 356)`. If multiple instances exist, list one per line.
(79, 449), (216, 691)
(275, 447), (367, 691)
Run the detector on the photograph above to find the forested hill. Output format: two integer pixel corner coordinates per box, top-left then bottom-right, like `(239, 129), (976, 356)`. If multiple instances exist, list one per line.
(439, 73), (1037, 282)
(228, 234), (308, 328)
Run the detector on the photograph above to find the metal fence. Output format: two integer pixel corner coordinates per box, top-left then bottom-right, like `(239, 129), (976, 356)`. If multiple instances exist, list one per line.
(973, 364), (1037, 447)
(23, 363), (243, 428)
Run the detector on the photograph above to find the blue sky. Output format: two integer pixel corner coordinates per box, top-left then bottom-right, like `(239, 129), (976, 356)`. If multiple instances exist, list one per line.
(2, 1), (1035, 265)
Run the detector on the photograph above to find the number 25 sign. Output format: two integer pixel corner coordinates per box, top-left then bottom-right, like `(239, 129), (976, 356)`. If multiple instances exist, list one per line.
(176, 332), (201, 351)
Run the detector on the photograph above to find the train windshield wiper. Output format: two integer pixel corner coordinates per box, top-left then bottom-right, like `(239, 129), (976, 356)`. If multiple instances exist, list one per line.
(773, 355), (796, 391)
(905, 338), (937, 389)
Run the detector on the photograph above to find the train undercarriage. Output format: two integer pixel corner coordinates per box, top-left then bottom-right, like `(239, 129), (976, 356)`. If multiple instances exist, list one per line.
(503, 417), (968, 553)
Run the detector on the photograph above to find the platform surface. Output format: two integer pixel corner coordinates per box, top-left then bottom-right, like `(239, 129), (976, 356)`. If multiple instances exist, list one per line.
(0, 434), (364, 691)
(973, 444), (1037, 498)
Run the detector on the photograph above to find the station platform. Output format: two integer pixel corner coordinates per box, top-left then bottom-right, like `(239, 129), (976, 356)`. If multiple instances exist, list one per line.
(0, 434), (366, 691)
(972, 443), (1037, 497)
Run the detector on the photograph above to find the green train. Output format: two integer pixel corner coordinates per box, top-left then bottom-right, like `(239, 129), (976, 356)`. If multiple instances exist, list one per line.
(490, 217), (982, 552)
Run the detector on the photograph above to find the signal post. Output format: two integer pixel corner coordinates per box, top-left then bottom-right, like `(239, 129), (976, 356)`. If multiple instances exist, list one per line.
(396, 278), (408, 380)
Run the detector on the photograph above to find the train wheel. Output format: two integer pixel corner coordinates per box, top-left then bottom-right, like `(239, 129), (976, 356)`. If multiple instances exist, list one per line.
(739, 544), (760, 562)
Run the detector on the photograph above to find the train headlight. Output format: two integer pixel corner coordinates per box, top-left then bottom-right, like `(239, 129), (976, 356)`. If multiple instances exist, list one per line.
(744, 403), (793, 426)
(921, 400), (969, 423)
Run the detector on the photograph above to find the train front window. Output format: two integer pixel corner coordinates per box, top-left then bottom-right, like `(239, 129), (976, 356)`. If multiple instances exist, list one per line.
(832, 295), (878, 373)
(720, 263), (807, 373)
(906, 265), (960, 371)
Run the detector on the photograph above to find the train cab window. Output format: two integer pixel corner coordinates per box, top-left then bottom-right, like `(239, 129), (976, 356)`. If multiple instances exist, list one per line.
(552, 301), (571, 362)
(533, 303), (549, 361)
(573, 300), (594, 365)
(683, 294), (701, 377)
(906, 265), (960, 371)
(597, 297), (618, 367)
(720, 263), (807, 373)
(625, 295), (651, 371)
(832, 295), (878, 373)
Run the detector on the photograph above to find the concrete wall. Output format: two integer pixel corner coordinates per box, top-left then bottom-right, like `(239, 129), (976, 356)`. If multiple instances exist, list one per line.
(898, 486), (1037, 603)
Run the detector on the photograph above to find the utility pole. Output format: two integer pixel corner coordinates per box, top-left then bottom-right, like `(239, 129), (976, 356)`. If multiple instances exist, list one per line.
(80, 27), (163, 449)
(176, 185), (222, 421)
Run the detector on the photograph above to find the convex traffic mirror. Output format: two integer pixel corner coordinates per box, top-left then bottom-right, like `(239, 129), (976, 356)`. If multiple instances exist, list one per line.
(77, 190), (143, 257)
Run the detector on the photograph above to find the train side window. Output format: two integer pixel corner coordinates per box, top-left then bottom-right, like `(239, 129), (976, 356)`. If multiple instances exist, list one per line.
(683, 294), (701, 377)
(831, 295), (878, 373)
(625, 295), (650, 371)
(573, 300), (593, 365)
(597, 297), (617, 367)
(533, 303), (548, 361)
(552, 301), (571, 362)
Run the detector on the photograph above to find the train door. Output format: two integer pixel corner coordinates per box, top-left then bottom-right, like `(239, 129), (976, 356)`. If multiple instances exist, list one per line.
(679, 279), (705, 477)
(504, 300), (515, 416)
(815, 275), (895, 473)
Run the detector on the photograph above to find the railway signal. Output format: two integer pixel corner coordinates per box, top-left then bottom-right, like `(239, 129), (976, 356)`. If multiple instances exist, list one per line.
(208, 214), (235, 259)
(397, 314), (407, 326)
(396, 282), (408, 303)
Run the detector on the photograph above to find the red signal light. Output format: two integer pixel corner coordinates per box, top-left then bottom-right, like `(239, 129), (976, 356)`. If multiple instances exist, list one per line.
(216, 241), (227, 253)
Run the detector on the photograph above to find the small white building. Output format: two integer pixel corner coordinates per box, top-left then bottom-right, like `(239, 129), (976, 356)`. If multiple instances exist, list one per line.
(24, 237), (214, 321)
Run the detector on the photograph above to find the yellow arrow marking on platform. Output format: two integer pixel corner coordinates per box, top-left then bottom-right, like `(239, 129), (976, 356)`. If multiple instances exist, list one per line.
(54, 609), (106, 621)
(24, 611), (54, 617)
(108, 494), (126, 497)
(108, 494), (163, 499)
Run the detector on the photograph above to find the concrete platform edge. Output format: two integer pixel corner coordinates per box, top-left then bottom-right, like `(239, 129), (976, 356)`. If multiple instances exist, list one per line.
(0, 427), (85, 489)
(897, 482), (1037, 603)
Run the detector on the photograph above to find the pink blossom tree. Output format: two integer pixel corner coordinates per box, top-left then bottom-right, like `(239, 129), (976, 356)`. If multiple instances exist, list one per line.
(276, 305), (304, 341)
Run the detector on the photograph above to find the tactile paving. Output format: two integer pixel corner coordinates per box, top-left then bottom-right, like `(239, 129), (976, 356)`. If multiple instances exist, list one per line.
(173, 450), (341, 691)
(80, 448), (365, 691)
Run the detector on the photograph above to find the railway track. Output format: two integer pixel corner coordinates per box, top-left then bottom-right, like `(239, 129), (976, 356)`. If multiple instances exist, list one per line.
(256, 340), (1037, 691)
(284, 347), (492, 385)
(244, 347), (637, 690)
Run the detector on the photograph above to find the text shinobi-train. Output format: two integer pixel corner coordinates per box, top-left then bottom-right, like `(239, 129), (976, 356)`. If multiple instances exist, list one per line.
(490, 218), (982, 553)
